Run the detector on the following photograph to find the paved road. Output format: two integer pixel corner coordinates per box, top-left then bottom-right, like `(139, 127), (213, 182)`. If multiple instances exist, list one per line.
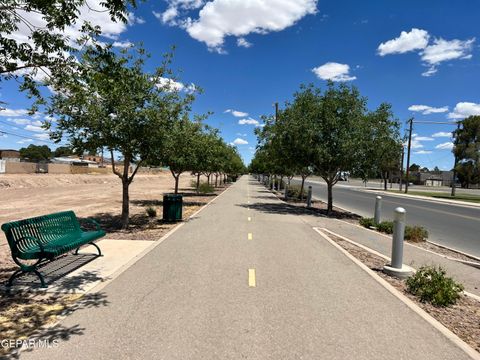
(291, 178), (480, 258)
(20, 176), (472, 359)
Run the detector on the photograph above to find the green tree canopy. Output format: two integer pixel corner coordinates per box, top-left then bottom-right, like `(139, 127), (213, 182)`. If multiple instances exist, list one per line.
(45, 41), (194, 228)
(19, 144), (51, 161)
(1, 0), (136, 98)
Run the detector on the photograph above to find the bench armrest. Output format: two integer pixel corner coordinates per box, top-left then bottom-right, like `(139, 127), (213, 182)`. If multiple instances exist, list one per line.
(82, 218), (102, 231)
(15, 236), (45, 253)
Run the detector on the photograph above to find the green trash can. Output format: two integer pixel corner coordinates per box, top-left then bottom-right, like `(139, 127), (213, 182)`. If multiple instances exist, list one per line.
(163, 194), (183, 221)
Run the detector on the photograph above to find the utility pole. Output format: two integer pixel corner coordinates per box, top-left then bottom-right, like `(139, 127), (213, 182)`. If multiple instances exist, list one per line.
(451, 122), (460, 197)
(399, 145), (405, 192)
(404, 118), (413, 194)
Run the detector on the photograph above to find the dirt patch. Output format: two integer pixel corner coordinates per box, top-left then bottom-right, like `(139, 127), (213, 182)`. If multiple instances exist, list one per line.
(328, 234), (480, 353)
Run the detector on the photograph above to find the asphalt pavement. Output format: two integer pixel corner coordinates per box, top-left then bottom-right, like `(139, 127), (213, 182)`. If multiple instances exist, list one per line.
(19, 176), (473, 359)
(291, 178), (480, 257)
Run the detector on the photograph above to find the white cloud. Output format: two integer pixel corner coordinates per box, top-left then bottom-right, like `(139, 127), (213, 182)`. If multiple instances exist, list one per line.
(225, 109), (249, 117)
(414, 150), (433, 154)
(435, 142), (454, 150)
(377, 29), (475, 76)
(378, 28), (429, 56)
(237, 38), (252, 48)
(128, 13), (146, 25)
(312, 62), (356, 82)
(24, 124), (44, 132)
(33, 133), (50, 141)
(156, 77), (196, 93)
(432, 131), (452, 138)
(408, 105), (448, 114)
(415, 136), (434, 141)
(232, 137), (248, 145)
(238, 118), (259, 125)
(17, 139), (34, 144)
(168, 0), (318, 52)
(236, 133), (247, 136)
(447, 102), (480, 119)
(112, 41), (133, 48)
(421, 38), (474, 76)
(7, 118), (31, 125)
(421, 38), (474, 65)
(0, 108), (28, 117)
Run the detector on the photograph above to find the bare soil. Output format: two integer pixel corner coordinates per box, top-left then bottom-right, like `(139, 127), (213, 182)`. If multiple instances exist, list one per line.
(329, 234), (480, 353)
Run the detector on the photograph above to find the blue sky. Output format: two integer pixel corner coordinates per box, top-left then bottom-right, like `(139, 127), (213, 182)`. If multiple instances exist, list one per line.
(1, 0), (480, 169)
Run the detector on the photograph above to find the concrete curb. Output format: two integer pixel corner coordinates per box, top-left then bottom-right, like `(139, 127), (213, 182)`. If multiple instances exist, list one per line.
(313, 227), (480, 360)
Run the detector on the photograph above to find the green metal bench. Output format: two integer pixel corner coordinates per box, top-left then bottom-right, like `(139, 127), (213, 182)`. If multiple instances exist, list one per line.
(1, 210), (105, 288)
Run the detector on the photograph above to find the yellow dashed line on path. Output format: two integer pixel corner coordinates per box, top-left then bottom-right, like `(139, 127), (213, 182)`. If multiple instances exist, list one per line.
(248, 269), (256, 287)
(248, 233), (253, 240)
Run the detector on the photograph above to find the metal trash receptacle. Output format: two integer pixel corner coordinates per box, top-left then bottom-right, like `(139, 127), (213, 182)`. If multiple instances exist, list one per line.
(163, 194), (183, 221)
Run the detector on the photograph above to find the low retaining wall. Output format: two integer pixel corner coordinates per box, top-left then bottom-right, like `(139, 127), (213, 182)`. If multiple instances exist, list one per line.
(5, 162), (37, 174)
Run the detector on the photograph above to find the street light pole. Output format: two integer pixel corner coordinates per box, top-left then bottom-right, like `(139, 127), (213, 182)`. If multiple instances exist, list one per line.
(404, 118), (413, 194)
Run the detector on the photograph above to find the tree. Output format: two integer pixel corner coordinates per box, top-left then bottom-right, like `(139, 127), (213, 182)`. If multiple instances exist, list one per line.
(53, 146), (73, 157)
(453, 115), (480, 188)
(409, 163), (420, 172)
(1, 0), (136, 98)
(433, 166), (440, 172)
(46, 42), (194, 228)
(19, 144), (51, 161)
(162, 117), (203, 194)
(309, 83), (368, 214)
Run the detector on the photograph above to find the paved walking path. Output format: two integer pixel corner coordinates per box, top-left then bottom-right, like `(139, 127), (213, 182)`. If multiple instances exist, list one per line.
(20, 176), (473, 359)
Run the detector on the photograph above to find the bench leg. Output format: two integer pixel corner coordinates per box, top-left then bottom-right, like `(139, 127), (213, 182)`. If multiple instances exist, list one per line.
(74, 242), (102, 256)
(6, 269), (23, 287)
(6, 268), (47, 288)
(33, 269), (47, 288)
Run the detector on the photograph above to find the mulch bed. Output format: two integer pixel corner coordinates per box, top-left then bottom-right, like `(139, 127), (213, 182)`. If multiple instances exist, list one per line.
(329, 234), (480, 353)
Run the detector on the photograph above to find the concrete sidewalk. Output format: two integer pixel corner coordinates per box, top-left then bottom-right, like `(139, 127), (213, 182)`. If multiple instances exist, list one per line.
(300, 215), (480, 298)
(19, 176), (475, 359)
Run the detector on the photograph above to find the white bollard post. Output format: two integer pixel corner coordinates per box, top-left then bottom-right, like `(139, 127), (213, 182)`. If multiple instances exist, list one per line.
(307, 186), (313, 207)
(374, 196), (382, 224)
(391, 207), (406, 269)
(383, 207), (413, 279)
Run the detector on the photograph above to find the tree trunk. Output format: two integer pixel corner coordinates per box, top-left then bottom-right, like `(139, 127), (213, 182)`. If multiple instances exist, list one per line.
(215, 174), (218, 187)
(207, 174), (211, 185)
(300, 176), (306, 200)
(196, 173), (200, 194)
(121, 177), (129, 229)
(175, 176), (179, 194)
(327, 181), (333, 215)
(384, 175), (387, 191)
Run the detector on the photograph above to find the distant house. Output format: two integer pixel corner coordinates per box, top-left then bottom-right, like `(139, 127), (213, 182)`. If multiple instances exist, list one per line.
(51, 156), (98, 167)
(413, 171), (454, 187)
(0, 149), (20, 162)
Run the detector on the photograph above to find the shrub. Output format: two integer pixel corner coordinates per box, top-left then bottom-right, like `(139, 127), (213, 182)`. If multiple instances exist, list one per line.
(286, 184), (307, 199)
(198, 181), (214, 194)
(405, 225), (428, 242)
(406, 266), (464, 307)
(376, 221), (394, 234)
(359, 217), (375, 228)
(146, 206), (157, 218)
(190, 179), (198, 188)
